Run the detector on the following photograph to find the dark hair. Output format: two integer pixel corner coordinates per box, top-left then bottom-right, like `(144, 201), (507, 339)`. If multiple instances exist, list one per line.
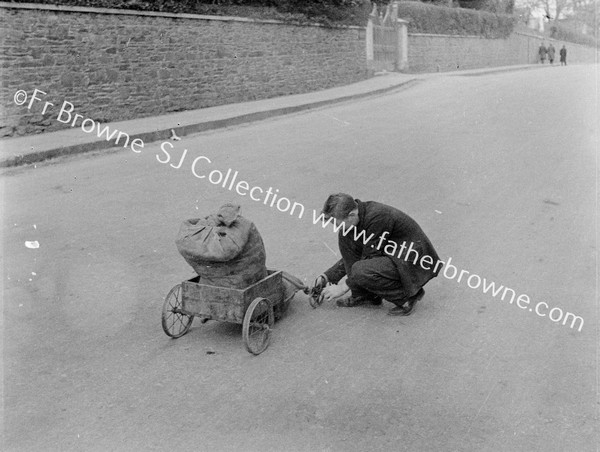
(321, 193), (357, 220)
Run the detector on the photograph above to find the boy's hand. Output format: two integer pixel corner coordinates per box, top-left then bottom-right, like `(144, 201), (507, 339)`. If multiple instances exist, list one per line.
(311, 274), (328, 292)
(304, 274), (329, 308)
(322, 283), (349, 302)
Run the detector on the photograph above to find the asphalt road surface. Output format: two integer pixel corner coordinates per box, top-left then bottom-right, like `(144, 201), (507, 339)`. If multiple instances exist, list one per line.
(2, 64), (598, 451)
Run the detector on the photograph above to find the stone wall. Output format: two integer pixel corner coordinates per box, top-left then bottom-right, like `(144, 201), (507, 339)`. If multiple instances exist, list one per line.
(407, 31), (598, 73)
(0, 3), (368, 137)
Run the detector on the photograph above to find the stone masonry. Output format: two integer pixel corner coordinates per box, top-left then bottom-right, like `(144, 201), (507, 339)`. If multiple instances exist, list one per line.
(407, 32), (598, 73)
(0, 4), (368, 137)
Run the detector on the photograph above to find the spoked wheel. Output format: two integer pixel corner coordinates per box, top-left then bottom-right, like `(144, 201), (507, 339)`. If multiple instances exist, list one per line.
(161, 284), (194, 338)
(243, 297), (274, 355)
(308, 291), (325, 309)
(307, 274), (327, 309)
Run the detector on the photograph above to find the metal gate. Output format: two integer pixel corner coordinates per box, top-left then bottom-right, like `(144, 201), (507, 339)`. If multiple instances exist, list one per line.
(368, 2), (399, 71)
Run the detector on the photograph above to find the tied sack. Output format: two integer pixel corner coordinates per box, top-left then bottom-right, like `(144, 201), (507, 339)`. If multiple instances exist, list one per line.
(175, 204), (267, 289)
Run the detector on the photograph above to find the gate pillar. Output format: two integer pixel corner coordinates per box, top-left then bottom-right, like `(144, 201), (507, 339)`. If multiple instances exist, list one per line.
(397, 18), (408, 71)
(366, 3), (377, 71)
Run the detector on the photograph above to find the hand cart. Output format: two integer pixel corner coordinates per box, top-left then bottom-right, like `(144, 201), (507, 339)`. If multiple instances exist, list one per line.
(161, 270), (306, 355)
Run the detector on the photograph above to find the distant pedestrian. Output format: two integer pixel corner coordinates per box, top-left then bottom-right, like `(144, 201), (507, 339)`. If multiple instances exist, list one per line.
(547, 43), (555, 64)
(538, 43), (547, 64)
(560, 45), (567, 65)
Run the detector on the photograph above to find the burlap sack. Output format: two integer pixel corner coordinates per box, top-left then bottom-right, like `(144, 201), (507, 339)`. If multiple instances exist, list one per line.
(176, 204), (267, 289)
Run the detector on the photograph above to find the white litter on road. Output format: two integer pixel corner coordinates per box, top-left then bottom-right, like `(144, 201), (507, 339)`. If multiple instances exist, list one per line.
(25, 241), (40, 249)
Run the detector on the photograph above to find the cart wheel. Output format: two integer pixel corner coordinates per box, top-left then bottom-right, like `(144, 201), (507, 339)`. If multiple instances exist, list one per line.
(243, 297), (274, 355)
(307, 275), (327, 309)
(161, 284), (194, 338)
(308, 292), (324, 309)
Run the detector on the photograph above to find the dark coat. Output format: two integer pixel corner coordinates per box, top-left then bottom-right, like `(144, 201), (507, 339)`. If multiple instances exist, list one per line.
(325, 200), (440, 299)
(560, 47), (567, 61)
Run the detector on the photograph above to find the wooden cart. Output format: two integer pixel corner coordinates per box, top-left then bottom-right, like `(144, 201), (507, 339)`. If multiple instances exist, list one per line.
(161, 270), (305, 355)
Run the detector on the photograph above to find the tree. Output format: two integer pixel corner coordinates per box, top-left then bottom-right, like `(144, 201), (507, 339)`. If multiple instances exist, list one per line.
(540, 0), (570, 19)
(570, 0), (599, 36)
(514, 0), (571, 21)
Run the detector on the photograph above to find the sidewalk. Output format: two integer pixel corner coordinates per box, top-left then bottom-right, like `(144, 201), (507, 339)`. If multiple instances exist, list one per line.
(0, 64), (540, 168)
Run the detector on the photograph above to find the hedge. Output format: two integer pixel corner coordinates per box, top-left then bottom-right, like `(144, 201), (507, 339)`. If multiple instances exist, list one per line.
(1, 0), (372, 26)
(7, 0), (594, 46)
(396, 1), (516, 38)
(549, 23), (598, 48)
(458, 0), (514, 14)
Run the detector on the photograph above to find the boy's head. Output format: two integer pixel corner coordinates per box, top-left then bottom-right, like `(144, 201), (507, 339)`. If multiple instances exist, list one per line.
(321, 193), (359, 226)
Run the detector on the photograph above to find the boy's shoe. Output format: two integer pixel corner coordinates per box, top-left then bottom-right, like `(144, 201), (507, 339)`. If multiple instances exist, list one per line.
(387, 289), (425, 316)
(337, 295), (382, 307)
(370, 297), (383, 306)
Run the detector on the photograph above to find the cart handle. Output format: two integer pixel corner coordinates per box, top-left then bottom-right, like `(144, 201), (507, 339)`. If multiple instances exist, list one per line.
(281, 271), (308, 291)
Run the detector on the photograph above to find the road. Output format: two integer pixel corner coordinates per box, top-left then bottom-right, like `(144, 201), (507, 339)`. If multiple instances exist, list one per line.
(2, 65), (598, 451)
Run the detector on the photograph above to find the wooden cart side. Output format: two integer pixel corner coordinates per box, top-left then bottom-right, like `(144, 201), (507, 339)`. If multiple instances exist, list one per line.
(181, 280), (247, 323)
(244, 270), (284, 307)
(180, 271), (285, 324)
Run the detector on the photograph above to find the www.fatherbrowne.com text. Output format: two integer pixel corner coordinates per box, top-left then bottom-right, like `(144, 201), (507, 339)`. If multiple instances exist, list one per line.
(311, 212), (584, 332)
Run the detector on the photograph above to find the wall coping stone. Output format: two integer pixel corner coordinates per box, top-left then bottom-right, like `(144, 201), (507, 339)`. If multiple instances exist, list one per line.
(513, 30), (570, 45)
(0, 1), (362, 29)
(408, 32), (484, 39)
(514, 30), (549, 39)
